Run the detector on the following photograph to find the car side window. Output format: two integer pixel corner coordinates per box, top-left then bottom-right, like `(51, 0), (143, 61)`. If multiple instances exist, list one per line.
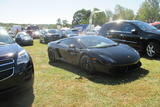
(99, 23), (115, 36)
(120, 23), (135, 32)
(16, 34), (21, 38)
(155, 25), (160, 29)
(59, 39), (82, 49)
(110, 23), (120, 31)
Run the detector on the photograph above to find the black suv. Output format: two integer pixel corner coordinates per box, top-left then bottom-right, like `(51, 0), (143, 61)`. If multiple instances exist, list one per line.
(0, 29), (34, 94)
(99, 20), (160, 58)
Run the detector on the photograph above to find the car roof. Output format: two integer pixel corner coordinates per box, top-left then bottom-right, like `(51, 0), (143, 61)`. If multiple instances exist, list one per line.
(105, 20), (143, 24)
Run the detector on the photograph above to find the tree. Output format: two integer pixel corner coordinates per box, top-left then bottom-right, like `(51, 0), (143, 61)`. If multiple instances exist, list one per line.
(56, 18), (62, 25)
(113, 5), (135, 20)
(137, 0), (160, 22)
(72, 9), (91, 26)
(105, 10), (114, 22)
(62, 20), (70, 27)
(92, 8), (107, 26)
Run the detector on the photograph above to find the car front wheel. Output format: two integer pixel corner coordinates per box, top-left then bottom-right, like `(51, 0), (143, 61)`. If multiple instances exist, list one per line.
(146, 42), (160, 58)
(80, 55), (95, 74)
(48, 50), (56, 64)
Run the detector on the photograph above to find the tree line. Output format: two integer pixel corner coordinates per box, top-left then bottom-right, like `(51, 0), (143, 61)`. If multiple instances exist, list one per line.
(72, 0), (160, 26)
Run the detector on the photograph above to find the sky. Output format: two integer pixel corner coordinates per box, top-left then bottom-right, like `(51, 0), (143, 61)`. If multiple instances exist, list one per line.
(0, 0), (144, 24)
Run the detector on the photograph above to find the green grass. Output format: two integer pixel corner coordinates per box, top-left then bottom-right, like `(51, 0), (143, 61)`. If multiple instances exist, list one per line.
(24, 40), (160, 107)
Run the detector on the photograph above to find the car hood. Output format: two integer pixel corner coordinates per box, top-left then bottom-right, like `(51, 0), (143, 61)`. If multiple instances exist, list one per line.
(89, 44), (140, 65)
(0, 43), (22, 60)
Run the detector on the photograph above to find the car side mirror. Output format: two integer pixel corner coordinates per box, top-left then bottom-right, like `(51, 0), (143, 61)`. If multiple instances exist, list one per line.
(68, 44), (76, 52)
(131, 29), (138, 35)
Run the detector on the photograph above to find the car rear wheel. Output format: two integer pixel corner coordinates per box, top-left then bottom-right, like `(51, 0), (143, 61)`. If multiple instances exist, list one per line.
(146, 42), (160, 58)
(48, 50), (56, 64)
(80, 55), (95, 74)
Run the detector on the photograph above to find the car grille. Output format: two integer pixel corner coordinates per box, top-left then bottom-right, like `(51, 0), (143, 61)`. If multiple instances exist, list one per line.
(0, 59), (14, 81)
(111, 62), (141, 73)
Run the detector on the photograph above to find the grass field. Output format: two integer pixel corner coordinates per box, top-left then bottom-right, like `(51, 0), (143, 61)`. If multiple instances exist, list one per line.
(23, 40), (160, 107)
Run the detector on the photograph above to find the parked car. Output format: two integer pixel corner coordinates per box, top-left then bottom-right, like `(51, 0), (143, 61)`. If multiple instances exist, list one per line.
(99, 20), (160, 58)
(48, 35), (141, 75)
(150, 22), (160, 30)
(0, 29), (34, 95)
(31, 31), (42, 39)
(10, 25), (22, 35)
(63, 30), (79, 38)
(40, 29), (63, 44)
(15, 32), (33, 46)
(8, 31), (16, 38)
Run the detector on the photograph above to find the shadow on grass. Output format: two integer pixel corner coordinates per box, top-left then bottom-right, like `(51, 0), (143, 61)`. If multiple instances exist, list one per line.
(142, 56), (160, 61)
(0, 87), (34, 107)
(49, 61), (149, 85)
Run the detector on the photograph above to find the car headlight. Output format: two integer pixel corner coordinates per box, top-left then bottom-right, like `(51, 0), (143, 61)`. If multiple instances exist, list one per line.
(17, 50), (30, 65)
(134, 49), (140, 56)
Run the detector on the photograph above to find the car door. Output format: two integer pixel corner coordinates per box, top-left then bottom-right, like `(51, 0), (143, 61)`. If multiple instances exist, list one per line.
(58, 38), (81, 64)
(119, 22), (141, 49)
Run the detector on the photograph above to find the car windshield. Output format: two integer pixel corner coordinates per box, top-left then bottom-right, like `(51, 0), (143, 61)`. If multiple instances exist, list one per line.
(72, 30), (79, 34)
(0, 30), (14, 45)
(48, 29), (58, 34)
(65, 30), (76, 34)
(80, 36), (118, 48)
(20, 34), (31, 38)
(134, 21), (157, 31)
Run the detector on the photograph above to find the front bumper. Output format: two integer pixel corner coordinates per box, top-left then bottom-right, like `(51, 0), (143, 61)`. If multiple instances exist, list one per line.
(45, 36), (61, 43)
(93, 61), (141, 75)
(21, 40), (33, 46)
(0, 60), (34, 95)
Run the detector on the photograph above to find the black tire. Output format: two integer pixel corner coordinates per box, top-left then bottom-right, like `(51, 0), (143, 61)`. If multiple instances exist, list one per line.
(48, 50), (56, 64)
(80, 55), (95, 74)
(146, 42), (160, 58)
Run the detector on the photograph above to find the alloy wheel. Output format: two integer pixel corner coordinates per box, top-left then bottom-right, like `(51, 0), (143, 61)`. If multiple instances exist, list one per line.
(146, 43), (156, 57)
(80, 55), (94, 73)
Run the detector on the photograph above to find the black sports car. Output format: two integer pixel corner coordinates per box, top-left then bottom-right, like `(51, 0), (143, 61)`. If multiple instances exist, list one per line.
(0, 29), (34, 95)
(40, 29), (63, 44)
(48, 35), (141, 75)
(99, 20), (160, 58)
(15, 32), (33, 46)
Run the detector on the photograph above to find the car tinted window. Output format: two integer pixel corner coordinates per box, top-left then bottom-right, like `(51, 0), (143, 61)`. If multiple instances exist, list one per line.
(154, 25), (160, 29)
(99, 23), (116, 36)
(59, 39), (81, 48)
(80, 36), (118, 48)
(120, 23), (135, 32)
(0, 30), (14, 44)
(134, 21), (157, 31)
(48, 29), (57, 33)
